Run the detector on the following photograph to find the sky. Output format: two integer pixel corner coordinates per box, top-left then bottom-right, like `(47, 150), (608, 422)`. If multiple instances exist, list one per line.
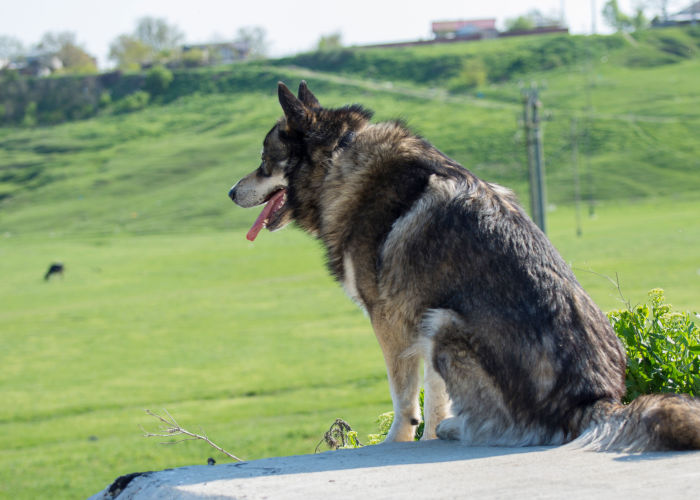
(0, 0), (683, 68)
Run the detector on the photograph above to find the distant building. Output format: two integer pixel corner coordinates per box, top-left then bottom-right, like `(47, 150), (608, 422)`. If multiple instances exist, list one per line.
(652, 1), (700, 25)
(4, 52), (63, 77)
(432, 19), (498, 40)
(670, 1), (699, 23)
(181, 42), (250, 65)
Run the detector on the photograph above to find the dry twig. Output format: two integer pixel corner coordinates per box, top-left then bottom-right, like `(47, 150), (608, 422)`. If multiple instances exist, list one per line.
(315, 418), (362, 452)
(142, 409), (244, 462)
(572, 268), (632, 310)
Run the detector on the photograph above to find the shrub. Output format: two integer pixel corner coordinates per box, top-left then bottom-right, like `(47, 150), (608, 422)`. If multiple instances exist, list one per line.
(145, 65), (173, 96)
(113, 90), (150, 114)
(21, 101), (37, 127)
(98, 91), (112, 108)
(627, 28), (698, 66)
(181, 49), (207, 68)
(625, 46), (680, 67)
(448, 57), (487, 92)
(367, 412), (395, 445)
(656, 34), (695, 58)
(608, 289), (700, 403)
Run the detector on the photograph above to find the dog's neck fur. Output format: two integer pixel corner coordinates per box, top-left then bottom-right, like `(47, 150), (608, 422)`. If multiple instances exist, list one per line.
(284, 109), (371, 236)
(284, 107), (477, 310)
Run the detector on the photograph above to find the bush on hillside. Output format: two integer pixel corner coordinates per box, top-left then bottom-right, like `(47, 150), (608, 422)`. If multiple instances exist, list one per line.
(448, 57), (488, 92)
(627, 28), (699, 66)
(21, 101), (37, 127)
(625, 46), (681, 66)
(98, 91), (112, 109)
(0, 68), (123, 125)
(145, 65), (174, 96)
(113, 90), (150, 114)
(181, 48), (208, 68)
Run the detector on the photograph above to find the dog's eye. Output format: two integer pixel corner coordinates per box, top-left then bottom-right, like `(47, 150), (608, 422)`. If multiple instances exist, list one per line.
(258, 160), (271, 177)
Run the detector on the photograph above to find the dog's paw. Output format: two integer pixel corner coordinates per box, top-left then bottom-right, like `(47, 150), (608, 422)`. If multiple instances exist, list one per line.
(383, 418), (420, 443)
(436, 417), (461, 441)
(420, 423), (438, 440)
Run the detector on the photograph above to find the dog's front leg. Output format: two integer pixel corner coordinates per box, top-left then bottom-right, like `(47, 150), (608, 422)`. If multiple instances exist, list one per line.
(421, 360), (451, 440)
(371, 316), (421, 442)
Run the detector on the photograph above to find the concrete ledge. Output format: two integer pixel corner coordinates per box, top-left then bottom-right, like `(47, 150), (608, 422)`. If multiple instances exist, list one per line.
(89, 440), (700, 499)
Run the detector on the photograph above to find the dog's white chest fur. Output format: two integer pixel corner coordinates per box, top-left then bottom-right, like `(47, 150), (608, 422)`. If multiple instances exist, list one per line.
(342, 253), (366, 311)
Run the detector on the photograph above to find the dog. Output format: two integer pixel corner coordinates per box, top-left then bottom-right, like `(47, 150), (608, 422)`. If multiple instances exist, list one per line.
(228, 81), (700, 450)
(44, 262), (64, 281)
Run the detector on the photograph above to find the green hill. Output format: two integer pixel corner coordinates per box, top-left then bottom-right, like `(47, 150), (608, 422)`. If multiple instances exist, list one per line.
(1, 28), (699, 499)
(2, 28), (700, 237)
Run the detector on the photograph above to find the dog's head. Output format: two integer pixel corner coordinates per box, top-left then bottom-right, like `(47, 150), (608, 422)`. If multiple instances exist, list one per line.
(229, 81), (373, 241)
(228, 81), (323, 241)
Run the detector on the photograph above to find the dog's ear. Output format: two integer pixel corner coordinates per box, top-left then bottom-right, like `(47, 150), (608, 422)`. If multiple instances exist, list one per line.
(298, 80), (320, 109)
(278, 82), (308, 131)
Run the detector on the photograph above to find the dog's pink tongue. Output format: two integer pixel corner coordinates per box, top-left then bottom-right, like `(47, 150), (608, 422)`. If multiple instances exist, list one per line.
(246, 189), (286, 242)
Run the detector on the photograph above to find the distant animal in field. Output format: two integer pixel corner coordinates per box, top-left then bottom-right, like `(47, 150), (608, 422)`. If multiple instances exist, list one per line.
(228, 81), (700, 451)
(44, 262), (64, 281)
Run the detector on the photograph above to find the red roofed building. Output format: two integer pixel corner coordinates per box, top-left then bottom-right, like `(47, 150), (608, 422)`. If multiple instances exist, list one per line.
(432, 19), (498, 39)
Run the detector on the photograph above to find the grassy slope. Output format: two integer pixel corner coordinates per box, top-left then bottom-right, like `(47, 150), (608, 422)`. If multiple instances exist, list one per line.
(2, 199), (699, 499)
(1, 30), (699, 498)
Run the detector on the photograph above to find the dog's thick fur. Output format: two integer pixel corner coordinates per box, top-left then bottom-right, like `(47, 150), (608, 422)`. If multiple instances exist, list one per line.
(229, 82), (700, 450)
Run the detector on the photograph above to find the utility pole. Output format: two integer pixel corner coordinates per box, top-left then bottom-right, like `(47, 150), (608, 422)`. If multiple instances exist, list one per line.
(571, 117), (583, 237)
(560, 0), (566, 26)
(521, 85), (547, 234)
(584, 30), (597, 218)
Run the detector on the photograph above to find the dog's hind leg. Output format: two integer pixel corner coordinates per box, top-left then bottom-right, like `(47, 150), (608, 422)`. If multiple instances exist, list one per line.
(372, 315), (422, 443)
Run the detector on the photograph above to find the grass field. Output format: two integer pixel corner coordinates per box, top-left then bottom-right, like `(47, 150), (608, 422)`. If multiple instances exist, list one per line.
(1, 197), (699, 498)
(0, 229), (387, 498)
(1, 29), (699, 499)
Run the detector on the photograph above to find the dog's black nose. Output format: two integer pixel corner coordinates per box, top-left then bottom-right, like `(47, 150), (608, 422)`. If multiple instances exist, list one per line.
(228, 186), (237, 201)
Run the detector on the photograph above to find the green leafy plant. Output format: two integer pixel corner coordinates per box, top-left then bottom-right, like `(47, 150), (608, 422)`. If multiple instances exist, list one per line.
(113, 90), (150, 114)
(366, 389), (424, 444)
(608, 289), (700, 403)
(318, 390), (425, 451)
(448, 57), (488, 93)
(366, 412), (395, 445)
(145, 65), (174, 96)
(98, 91), (112, 108)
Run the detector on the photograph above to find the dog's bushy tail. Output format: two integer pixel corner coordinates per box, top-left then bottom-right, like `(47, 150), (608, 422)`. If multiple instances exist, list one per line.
(571, 393), (700, 452)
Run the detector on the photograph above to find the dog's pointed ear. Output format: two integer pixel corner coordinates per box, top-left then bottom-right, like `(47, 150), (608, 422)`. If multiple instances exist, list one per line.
(298, 80), (320, 109)
(278, 81), (308, 130)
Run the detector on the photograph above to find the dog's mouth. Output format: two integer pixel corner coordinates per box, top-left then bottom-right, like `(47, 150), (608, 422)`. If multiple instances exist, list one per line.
(246, 188), (290, 241)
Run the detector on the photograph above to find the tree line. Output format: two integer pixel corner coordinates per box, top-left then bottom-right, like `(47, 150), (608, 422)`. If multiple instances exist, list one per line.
(2, 2), (684, 76)
(0, 17), (268, 74)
